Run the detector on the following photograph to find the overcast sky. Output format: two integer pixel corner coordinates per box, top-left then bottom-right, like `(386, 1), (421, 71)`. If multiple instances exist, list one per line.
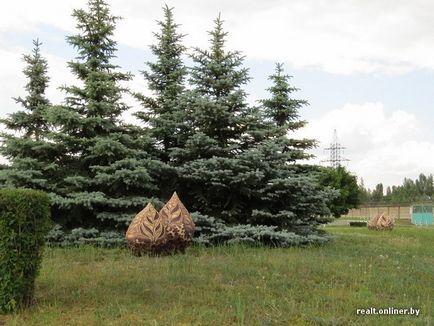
(1, 0), (434, 189)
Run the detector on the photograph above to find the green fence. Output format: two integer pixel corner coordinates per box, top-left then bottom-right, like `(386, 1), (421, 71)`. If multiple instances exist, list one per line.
(411, 205), (433, 225)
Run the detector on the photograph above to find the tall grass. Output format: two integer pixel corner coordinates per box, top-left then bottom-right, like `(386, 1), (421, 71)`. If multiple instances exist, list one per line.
(2, 226), (433, 325)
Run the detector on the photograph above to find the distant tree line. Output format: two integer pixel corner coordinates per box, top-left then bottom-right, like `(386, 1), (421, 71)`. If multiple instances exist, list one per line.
(0, 0), (355, 246)
(359, 173), (434, 204)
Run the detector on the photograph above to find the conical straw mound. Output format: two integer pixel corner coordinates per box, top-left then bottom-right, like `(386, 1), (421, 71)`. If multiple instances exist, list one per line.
(125, 203), (167, 255)
(367, 215), (380, 229)
(159, 192), (195, 252)
(368, 213), (394, 230)
(125, 192), (195, 255)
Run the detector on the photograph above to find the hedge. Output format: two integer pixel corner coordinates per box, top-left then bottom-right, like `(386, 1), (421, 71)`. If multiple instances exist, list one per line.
(349, 221), (367, 227)
(0, 188), (51, 313)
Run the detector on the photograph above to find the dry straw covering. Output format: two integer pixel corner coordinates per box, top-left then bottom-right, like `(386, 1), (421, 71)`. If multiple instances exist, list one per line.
(367, 213), (394, 230)
(125, 192), (195, 255)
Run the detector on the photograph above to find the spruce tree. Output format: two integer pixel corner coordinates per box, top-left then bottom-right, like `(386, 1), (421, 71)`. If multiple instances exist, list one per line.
(170, 19), (335, 232)
(260, 63), (316, 160)
(45, 0), (160, 228)
(135, 5), (188, 163)
(0, 40), (58, 190)
(239, 63), (336, 231)
(171, 14), (253, 163)
(188, 14), (251, 151)
(172, 15), (255, 222)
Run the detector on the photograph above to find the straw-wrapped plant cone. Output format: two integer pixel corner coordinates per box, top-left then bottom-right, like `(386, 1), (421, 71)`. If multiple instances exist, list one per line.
(368, 213), (394, 230)
(125, 203), (167, 255)
(159, 192), (195, 253)
(367, 215), (379, 230)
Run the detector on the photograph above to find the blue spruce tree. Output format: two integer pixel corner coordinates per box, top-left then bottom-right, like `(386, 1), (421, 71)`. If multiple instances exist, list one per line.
(44, 0), (161, 228)
(0, 40), (59, 191)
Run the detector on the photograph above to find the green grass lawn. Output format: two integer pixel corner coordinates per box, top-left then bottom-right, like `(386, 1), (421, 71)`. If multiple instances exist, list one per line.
(2, 226), (433, 326)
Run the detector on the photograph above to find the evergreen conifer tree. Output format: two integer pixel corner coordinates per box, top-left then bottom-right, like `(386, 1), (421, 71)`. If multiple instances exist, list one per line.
(171, 19), (335, 232)
(171, 15), (257, 222)
(184, 14), (251, 153)
(260, 63), (316, 160)
(0, 40), (58, 190)
(237, 63), (336, 231)
(45, 0), (160, 228)
(135, 5), (188, 163)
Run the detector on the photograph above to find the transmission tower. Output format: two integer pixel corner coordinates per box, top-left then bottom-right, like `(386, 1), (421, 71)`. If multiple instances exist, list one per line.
(322, 129), (349, 168)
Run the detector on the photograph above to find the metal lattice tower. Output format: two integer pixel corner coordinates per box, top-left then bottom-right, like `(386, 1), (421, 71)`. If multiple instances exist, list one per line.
(322, 129), (349, 168)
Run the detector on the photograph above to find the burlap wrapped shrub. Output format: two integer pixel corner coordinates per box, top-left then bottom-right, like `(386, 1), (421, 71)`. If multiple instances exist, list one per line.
(125, 192), (195, 255)
(368, 213), (394, 231)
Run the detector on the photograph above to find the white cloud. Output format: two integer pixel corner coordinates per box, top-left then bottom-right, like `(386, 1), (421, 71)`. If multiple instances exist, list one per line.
(0, 47), (26, 116)
(120, 74), (151, 126)
(0, 1), (83, 34)
(0, 47), (77, 165)
(109, 0), (434, 75)
(2, 0), (434, 74)
(0, 44), (145, 129)
(296, 102), (434, 189)
(0, 47), (79, 118)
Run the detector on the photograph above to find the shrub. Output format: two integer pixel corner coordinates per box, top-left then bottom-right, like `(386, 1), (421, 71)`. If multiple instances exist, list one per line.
(188, 213), (335, 247)
(191, 212), (226, 237)
(46, 214), (334, 249)
(45, 225), (126, 248)
(0, 188), (51, 313)
(349, 221), (367, 227)
(46, 212), (223, 249)
(198, 224), (334, 247)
